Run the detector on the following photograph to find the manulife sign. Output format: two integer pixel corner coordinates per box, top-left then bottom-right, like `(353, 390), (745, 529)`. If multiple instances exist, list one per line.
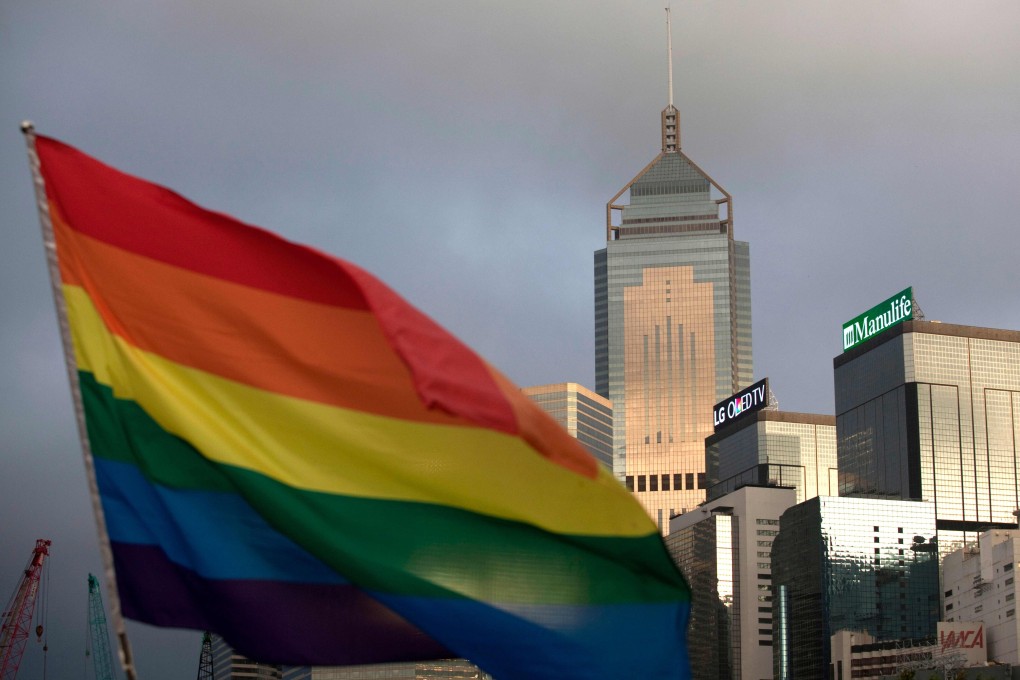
(842, 287), (913, 352)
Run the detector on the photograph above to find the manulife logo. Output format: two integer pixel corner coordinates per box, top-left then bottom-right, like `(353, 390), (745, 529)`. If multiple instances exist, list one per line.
(842, 287), (913, 352)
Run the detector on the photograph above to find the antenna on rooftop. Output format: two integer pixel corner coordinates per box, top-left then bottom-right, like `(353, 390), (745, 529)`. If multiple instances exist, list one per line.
(666, 5), (674, 108)
(661, 6), (681, 153)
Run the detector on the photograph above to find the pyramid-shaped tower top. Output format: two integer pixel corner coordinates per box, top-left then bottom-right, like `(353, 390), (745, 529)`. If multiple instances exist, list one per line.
(662, 7), (680, 153)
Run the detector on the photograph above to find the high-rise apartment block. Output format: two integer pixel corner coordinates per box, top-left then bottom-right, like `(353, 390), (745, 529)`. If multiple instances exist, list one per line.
(522, 383), (613, 469)
(835, 320), (1020, 558)
(595, 15), (752, 529)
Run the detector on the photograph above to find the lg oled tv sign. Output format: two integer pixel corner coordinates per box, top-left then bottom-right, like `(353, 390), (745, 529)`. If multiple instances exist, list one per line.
(713, 378), (768, 432)
(842, 287), (913, 352)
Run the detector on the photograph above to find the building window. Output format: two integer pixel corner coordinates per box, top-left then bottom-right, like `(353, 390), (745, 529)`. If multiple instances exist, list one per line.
(637, 476), (646, 492)
(649, 475), (658, 492)
(674, 473), (682, 490)
(661, 474), (670, 491)
(686, 473), (694, 490)
(626, 476), (634, 491)
(697, 472), (706, 489)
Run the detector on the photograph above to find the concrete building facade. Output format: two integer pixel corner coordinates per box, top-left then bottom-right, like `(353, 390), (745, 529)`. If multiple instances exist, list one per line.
(943, 529), (1020, 664)
(668, 485), (798, 680)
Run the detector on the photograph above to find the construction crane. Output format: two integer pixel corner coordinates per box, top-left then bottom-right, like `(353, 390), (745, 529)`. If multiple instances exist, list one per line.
(85, 574), (116, 680)
(196, 632), (214, 680)
(0, 539), (51, 680)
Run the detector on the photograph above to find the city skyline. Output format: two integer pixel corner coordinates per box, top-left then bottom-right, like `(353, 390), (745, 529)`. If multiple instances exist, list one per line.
(3, 2), (1020, 679)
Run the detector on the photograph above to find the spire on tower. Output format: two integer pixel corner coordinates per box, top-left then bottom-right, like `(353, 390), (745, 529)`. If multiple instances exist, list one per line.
(661, 6), (680, 153)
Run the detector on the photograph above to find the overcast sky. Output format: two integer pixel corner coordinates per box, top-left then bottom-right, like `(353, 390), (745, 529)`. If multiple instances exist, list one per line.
(2, 2), (1019, 678)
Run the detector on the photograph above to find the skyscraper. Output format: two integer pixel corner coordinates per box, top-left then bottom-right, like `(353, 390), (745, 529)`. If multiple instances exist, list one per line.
(834, 319), (1020, 559)
(595, 9), (752, 528)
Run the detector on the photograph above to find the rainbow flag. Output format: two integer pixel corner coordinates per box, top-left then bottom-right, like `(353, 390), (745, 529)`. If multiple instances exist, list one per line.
(33, 135), (691, 679)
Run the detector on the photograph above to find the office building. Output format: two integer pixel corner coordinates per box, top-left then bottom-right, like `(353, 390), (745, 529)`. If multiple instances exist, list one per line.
(668, 485), (798, 680)
(595, 12), (752, 529)
(282, 661), (492, 680)
(771, 496), (940, 679)
(706, 409), (837, 504)
(210, 634), (283, 679)
(834, 320), (1020, 559)
(522, 382), (613, 469)
(829, 623), (989, 680)
(943, 529), (1020, 664)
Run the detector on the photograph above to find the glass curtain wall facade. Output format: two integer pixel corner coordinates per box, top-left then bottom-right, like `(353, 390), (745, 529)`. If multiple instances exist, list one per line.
(771, 497), (939, 680)
(522, 382), (613, 469)
(834, 322), (1020, 560)
(706, 411), (838, 504)
(596, 147), (752, 529)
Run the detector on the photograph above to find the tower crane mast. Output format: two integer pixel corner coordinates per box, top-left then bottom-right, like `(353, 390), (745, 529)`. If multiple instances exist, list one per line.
(86, 574), (116, 680)
(0, 539), (51, 680)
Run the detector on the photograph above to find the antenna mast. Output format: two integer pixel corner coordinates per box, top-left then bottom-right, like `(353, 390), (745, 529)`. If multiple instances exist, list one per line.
(666, 5), (674, 108)
(661, 6), (680, 152)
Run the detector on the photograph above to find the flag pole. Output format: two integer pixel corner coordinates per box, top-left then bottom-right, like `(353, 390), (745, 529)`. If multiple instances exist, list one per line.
(20, 122), (140, 680)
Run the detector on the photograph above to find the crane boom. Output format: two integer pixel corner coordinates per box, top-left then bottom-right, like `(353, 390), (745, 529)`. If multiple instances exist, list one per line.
(86, 574), (116, 680)
(0, 539), (51, 680)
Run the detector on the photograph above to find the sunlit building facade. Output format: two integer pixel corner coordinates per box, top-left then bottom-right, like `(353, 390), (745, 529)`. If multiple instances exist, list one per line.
(668, 485), (798, 680)
(522, 382), (613, 469)
(771, 496), (940, 679)
(595, 101), (752, 530)
(706, 410), (838, 504)
(834, 321), (1020, 560)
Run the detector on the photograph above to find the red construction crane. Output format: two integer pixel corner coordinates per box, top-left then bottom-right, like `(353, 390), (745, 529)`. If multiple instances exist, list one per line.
(0, 539), (51, 680)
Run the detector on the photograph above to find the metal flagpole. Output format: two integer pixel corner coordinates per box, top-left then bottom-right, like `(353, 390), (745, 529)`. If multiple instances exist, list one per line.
(20, 122), (140, 680)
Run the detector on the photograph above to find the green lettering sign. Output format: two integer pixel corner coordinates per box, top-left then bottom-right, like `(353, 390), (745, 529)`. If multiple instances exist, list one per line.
(842, 287), (913, 352)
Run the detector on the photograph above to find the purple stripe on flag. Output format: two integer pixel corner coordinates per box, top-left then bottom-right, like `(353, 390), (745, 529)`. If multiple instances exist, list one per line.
(111, 542), (453, 665)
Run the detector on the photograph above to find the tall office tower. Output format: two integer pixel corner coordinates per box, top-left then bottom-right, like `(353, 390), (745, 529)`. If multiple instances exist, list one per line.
(706, 410), (838, 504)
(595, 10), (752, 528)
(667, 485), (799, 680)
(210, 634), (283, 679)
(771, 497), (940, 680)
(522, 383), (613, 469)
(834, 320), (1020, 560)
(942, 529), (1020, 664)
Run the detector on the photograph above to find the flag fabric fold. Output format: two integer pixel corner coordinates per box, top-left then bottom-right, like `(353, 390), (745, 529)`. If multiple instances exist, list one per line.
(34, 135), (691, 679)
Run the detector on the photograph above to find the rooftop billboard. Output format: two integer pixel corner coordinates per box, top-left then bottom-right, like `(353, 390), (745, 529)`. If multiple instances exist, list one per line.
(842, 287), (913, 352)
